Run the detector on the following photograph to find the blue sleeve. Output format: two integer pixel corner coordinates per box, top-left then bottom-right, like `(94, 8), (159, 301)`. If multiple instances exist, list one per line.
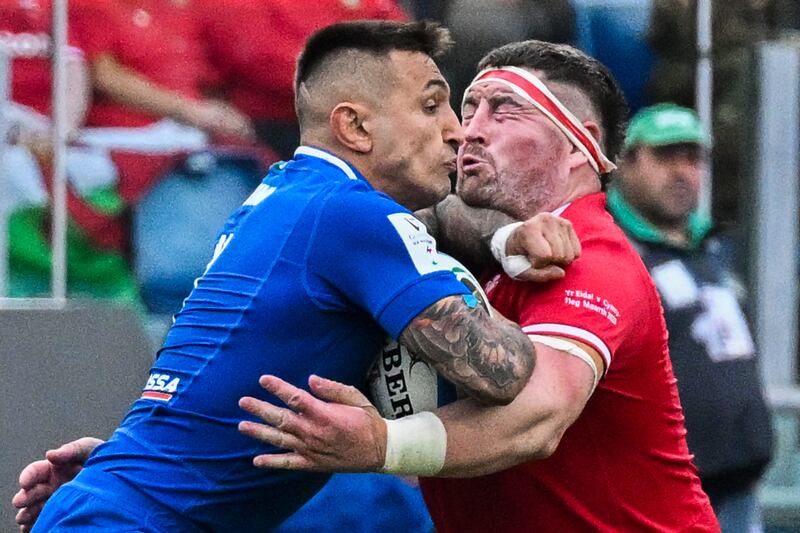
(307, 188), (469, 339)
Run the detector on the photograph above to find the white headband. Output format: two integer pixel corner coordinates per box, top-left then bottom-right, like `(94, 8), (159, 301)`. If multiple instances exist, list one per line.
(463, 66), (616, 175)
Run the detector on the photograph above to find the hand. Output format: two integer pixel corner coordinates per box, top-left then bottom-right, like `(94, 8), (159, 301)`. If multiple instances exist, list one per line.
(12, 437), (103, 532)
(181, 100), (255, 140)
(506, 213), (581, 282)
(238, 375), (387, 473)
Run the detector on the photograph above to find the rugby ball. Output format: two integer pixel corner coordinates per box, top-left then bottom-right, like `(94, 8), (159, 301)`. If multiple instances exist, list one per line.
(366, 253), (491, 419)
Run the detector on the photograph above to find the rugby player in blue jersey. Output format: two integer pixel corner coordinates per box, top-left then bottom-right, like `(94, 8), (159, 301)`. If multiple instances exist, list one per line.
(14, 21), (539, 533)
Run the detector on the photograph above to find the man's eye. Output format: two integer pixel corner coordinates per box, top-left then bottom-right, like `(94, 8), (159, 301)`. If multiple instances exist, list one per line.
(424, 102), (439, 114)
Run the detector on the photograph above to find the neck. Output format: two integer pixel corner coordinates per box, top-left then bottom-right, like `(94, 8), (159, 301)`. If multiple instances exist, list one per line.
(659, 223), (690, 247)
(545, 167), (601, 214)
(299, 134), (378, 185)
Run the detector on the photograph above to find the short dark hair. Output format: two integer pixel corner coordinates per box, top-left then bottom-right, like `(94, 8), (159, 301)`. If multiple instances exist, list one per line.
(295, 20), (453, 92)
(477, 41), (628, 186)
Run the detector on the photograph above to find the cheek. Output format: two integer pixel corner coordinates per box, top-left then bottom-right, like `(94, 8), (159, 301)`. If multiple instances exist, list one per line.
(641, 174), (669, 202)
(686, 168), (704, 189)
(495, 134), (554, 176)
(410, 135), (446, 181)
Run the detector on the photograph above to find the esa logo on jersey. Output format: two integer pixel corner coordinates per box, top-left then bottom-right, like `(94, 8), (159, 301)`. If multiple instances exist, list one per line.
(141, 373), (180, 401)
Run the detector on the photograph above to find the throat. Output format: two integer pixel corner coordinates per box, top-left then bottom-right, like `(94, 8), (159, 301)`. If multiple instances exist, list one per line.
(661, 226), (690, 248)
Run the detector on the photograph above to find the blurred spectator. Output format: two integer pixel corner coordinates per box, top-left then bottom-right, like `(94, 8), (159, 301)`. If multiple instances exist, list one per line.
(646, 0), (794, 225)
(200, 0), (407, 158)
(439, 0), (576, 113)
(63, 0), (278, 317)
(0, 0), (141, 305)
(609, 104), (773, 533)
(70, 0), (253, 141)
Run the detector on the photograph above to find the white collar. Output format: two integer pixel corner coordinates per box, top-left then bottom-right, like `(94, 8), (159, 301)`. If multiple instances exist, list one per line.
(552, 202), (572, 216)
(294, 146), (359, 181)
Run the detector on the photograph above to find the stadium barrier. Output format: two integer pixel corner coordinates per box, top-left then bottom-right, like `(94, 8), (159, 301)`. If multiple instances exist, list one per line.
(1, 51), (10, 297)
(0, 302), (153, 530)
(751, 40), (800, 529)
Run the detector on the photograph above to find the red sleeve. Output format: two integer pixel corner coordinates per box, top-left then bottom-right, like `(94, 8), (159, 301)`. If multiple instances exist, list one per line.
(516, 237), (642, 373)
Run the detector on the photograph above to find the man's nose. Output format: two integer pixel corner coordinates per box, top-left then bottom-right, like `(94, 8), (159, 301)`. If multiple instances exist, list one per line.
(442, 105), (465, 148)
(671, 156), (703, 176)
(463, 100), (491, 145)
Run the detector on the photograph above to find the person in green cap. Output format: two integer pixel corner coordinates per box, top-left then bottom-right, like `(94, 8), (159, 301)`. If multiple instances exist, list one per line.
(609, 103), (773, 533)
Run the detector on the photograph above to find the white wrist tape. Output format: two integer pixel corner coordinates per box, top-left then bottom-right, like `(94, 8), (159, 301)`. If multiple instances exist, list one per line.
(381, 412), (447, 476)
(529, 334), (600, 394)
(490, 222), (533, 278)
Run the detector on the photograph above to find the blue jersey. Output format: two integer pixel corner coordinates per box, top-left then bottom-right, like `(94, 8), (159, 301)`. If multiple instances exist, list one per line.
(75, 147), (468, 531)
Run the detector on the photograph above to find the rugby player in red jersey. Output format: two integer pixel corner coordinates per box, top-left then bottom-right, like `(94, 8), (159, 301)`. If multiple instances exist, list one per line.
(236, 40), (720, 532)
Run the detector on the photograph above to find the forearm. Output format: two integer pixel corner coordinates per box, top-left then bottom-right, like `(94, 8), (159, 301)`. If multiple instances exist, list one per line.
(431, 398), (554, 477)
(430, 194), (517, 274)
(91, 54), (195, 122)
(235, 345), (594, 478)
(431, 343), (594, 477)
(400, 296), (535, 405)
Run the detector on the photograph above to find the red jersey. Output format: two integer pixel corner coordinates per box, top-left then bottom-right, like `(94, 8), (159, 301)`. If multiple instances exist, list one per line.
(421, 193), (719, 532)
(201, 0), (407, 122)
(70, 0), (212, 128)
(0, 0), (81, 116)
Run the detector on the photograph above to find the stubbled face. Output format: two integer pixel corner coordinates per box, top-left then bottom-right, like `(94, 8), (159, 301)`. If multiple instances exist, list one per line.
(456, 73), (575, 219)
(370, 51), (463, 211)
(620, 143), (704, 227)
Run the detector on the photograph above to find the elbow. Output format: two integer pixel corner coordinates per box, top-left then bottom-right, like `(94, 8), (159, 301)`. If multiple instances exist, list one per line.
(471, 384), (518, 406)
(513, 425), (567, 462)
(532, 434), (562, 460)
(90, 55), (122, 96)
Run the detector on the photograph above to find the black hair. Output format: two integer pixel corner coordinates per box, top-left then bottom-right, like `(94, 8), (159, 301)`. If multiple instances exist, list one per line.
(295, 20), (452, 92)
(478, 40), (629, 187)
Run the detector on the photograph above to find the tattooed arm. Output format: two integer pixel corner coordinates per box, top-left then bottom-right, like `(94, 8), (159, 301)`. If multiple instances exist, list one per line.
(399, 294), (535, 405)
(416, 195), (515, 275)
(238, 340), (599, 475)
(418, 195), (582, 283)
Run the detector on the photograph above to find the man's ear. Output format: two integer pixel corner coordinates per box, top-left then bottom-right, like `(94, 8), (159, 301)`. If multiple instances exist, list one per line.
(330, 102), (373, 153)
(583, 121), (603, 148)
(568, 120), (604, 170)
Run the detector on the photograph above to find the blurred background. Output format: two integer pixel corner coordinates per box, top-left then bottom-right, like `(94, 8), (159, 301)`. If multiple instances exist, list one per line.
(1, 0), (800, 531)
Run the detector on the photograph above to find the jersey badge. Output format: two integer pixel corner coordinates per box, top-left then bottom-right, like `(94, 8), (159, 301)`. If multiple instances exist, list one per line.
(387, 213), (442, 275)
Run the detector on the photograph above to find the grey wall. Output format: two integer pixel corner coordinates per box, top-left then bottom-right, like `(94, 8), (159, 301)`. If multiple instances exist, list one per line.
(0, 303), (152, 530)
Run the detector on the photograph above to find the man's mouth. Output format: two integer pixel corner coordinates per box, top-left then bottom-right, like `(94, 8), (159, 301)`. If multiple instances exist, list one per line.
(460, 154), (486, 173)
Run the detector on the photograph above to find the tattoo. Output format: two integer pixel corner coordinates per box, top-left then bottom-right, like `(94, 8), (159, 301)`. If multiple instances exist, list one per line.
(433, 195), (517, 274)
(399, 295), (535, 405)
